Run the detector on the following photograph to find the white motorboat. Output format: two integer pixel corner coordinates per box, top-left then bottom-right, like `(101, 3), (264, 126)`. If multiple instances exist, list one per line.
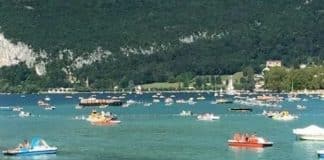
(19, 111), (31, 117)
(317, 150), (324, 158)
(188, 98), (196, 105)
(122, 103), (130, 108)
(320, 94), (324, 100)
(153, 99), (160, 103)
(118, 96), (126, 99)
(44, 96), (51, 101)
(12, 107), (23, 112)
(126, 99), (136, 105)
(165, 98), (173, 104)
(262, 110), (278, 118)
(197, 113), (220, 121)
(44, 106), (56, 110)
(143, 103), (152, 107)
(75, 105), (82, 109)
(287, 93), (301, 102)
(196, 96), (206, 100)
(176, 99), (186, 104)
(287, 97), (301, 102)
(99, 105), (108, 109)
(65, 95), (73, 99)
(188, 101), (197, 105)
(293, 125), (324, 140)
(179, 110), (192, 117)
(297, 105), (307, 110)
(37, 100), (48, 106)
(215, 98), (233, 104)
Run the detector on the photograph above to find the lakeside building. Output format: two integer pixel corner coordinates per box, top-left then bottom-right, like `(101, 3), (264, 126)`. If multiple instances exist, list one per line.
(300, 64), (307, 69)
(47, 88), (74, 94)
(266, 60), (282, 68)
(254, 74), (266, 92)
(255, 60), (282, 91)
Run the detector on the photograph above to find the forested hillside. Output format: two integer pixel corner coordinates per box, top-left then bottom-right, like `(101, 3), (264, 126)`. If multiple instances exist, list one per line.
(0, 0), (323, 92)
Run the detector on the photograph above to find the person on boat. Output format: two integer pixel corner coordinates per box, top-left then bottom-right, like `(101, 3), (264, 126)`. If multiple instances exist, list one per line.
(234, 133), (241, 141)
(248, 133), (258, 143)
(245, 133), (249, 142)
(240, 134), (246, 142)
(18, 139), (30, 149)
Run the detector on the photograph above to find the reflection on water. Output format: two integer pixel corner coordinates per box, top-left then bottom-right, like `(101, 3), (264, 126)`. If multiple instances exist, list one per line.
(229, 146), (265, 153)
(2, 154), (57, 160)
(228, 146), (265, 160)
(293, 140), (324, 159)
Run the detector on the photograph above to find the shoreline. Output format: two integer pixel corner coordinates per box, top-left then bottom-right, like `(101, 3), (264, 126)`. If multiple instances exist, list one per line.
(1, 89), (323, 95)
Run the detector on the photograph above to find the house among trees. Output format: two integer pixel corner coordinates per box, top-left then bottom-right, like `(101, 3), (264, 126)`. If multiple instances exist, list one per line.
(254, 74), (265, 92)
(47, 88), (74, 93)
(266, 60), (282, 68)
(255, 60), (283, 92)
(300, 64), (307, 69)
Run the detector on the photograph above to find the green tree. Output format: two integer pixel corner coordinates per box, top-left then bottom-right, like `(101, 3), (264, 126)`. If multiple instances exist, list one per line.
(195, 77), (203, 89)
(216, 76), (222, 84)
(211, 76), (216, 89)
(264, 67), (288, 92)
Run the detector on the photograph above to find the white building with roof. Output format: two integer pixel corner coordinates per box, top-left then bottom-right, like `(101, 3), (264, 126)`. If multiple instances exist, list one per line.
(266, 60), (282, 68)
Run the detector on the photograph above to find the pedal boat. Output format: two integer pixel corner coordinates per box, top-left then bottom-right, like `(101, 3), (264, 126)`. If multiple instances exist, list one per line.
(228, 137), (273, 148)
(3, 138), (57, 156)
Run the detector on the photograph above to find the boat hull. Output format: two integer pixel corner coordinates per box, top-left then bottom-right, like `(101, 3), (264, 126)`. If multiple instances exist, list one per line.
(296, 135), (324, 141)
(228, 141), (273, 148)
(216, 101), (233, 104)
(229, 108), (252, 112)
(272, 116), (297, 121)
(91, 120), (121, 126)
(317, 150), (324, 158)
(197, 114), (220, 121)
(3, 149), (57, 156)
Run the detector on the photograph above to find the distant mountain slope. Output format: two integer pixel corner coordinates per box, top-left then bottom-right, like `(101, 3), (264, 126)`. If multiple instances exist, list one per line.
(0, 0), (323, 91)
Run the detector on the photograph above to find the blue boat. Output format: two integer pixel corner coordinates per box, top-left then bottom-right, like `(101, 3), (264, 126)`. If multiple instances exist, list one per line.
(2, 138), (57, 156)
(317, 150), (324, 158)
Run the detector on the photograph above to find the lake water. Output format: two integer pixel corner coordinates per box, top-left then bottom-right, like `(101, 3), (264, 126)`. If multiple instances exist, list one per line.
(0, 93), (324, 160)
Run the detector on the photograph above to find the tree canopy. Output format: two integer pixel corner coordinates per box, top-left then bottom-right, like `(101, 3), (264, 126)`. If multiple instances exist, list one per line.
(0, 0), (323, 92)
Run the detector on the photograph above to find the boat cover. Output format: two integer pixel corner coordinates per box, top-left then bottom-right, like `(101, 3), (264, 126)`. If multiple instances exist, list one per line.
(293, 125), (324, 135)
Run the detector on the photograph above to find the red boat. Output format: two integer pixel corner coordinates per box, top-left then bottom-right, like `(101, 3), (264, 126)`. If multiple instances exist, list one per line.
(228, 133), (273, 148)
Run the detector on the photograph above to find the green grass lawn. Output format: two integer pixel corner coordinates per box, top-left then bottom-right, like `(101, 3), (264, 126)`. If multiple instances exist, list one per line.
(140, 72), (243, 90)
(141, 82), (181, 90)
(221, 72), (243, 83)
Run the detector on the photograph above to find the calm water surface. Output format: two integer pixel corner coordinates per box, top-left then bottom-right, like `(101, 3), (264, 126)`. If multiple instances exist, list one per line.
(0, 93), (324, 160)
